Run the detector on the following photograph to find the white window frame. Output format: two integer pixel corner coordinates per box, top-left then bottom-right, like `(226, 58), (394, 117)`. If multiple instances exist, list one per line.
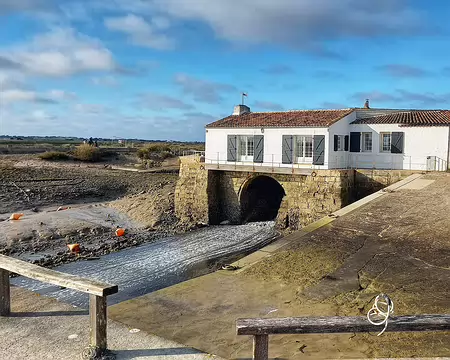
(238, 135), (254, 162)
(380, 132), (391, 153)
(295, 135), (313, 163)
(362, 132), (373, 153)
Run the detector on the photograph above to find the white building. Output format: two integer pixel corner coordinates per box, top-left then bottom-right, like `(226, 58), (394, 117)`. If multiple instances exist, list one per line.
(205, 103), (450, 172)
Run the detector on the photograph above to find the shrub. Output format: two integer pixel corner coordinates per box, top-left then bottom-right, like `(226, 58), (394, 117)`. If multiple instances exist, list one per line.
(137, 144), (174, 160)
(39, 151), (70, 161)
(73, 144), (102, 162)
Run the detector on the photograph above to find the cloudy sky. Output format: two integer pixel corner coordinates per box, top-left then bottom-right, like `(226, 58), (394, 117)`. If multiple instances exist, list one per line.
(0, 0), (449, 141)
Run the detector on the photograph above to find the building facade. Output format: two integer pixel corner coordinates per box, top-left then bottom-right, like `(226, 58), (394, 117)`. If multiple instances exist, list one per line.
(205, 105), (450, 172)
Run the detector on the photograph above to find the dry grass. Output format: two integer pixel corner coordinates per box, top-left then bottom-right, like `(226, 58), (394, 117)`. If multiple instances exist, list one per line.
(38, 151), (70, 161)
(73, 144), (102, 162)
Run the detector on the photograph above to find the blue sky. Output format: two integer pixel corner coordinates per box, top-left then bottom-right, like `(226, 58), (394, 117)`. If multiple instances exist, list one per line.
(1, 0), (450, 141)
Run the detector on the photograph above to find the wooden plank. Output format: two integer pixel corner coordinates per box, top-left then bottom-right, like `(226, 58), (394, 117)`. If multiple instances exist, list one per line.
(0, 254), (118, 297)
(90, 294), (107, 351)
(253, 335), (268, 360)
(0, 269), (10, 316)
(237, 315), (450, 336)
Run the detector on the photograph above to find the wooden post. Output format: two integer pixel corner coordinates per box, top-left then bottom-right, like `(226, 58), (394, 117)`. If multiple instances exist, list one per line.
(0, 269), (10, 316)
(89, 294), (107, 351)
(253, 334), (269, 360)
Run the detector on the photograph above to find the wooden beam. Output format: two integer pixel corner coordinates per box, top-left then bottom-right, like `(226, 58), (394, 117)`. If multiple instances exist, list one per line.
(0, 269), (10, 316)
(0, 254), (117, 297)
(89, 294), (107, 351)
(237, 315), (450, 336)
(253, 335), (268, 360)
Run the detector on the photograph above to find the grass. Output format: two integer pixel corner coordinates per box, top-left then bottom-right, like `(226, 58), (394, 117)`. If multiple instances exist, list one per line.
(73, 144), (102, 162)
(38, 151), (71, 161)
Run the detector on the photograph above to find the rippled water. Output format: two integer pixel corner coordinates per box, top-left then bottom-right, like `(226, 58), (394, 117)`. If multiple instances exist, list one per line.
(12, 222), (277, 308)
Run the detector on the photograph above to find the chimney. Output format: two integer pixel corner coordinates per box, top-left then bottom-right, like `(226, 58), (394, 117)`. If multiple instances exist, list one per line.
(364, 99), (370, 109)
(233, 104), (251, 116)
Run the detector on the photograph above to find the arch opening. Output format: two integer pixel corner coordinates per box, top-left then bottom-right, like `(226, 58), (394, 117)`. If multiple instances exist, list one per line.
(240, 176), (286, 223)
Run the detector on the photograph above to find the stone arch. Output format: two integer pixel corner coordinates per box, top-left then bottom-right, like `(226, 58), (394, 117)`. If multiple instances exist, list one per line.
(239, 175), (286, 223)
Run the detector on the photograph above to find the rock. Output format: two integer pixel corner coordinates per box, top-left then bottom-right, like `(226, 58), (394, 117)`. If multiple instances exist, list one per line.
(220, 220), (230, 225)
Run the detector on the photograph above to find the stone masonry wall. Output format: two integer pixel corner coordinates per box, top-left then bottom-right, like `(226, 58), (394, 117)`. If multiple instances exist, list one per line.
(175, 156), (210, 226)
(211, 170), (354, 231)
(354, 169), (419, 199)
(176, 161), (419, 230)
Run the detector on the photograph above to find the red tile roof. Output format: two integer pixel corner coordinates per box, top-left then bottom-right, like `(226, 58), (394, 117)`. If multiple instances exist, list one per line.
(206, 109), (354, 128)
(351, 110), (450, 126)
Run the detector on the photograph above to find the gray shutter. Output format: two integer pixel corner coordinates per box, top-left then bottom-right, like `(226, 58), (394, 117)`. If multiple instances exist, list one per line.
(227, 135), (237, 161)
(391, 132), (404, 154)
(344, 135), (349, 151)
(313, 135), (325, 165)
(334, 135), (338, 151)
(254, 135), (264, 163)
(350, 132), (361, 152)
(282, 135), (293, 164)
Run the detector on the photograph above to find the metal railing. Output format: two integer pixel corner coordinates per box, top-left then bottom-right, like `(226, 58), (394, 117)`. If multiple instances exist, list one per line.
(204, 152), (448, 172)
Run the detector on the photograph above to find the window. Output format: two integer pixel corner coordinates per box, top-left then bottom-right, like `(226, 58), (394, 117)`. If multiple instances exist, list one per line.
(238, 135), (254, 160)
(362, 132), (372, 152)
(380, 133), (391, 152)
(295, 135), (313, 162)
(337, 135), (344, 151)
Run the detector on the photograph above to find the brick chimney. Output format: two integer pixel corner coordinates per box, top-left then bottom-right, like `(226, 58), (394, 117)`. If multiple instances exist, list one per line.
(364, 99), (370, 109)
(233, 104), (250, 116)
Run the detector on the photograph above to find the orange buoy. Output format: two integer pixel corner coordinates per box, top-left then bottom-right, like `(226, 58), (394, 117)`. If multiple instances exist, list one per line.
(67, 244), (80, 253)
(10, 213), (24, 220)
(115, 228), (125, 237)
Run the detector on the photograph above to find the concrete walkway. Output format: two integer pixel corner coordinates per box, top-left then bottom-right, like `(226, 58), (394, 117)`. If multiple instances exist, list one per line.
(0, 287), (221, 360)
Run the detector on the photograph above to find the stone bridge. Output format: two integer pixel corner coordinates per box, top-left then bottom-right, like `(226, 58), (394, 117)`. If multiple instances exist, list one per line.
(175, 156), (416, 230)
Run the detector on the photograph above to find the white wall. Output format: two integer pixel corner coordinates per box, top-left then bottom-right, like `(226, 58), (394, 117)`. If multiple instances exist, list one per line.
(205, 127), (330, 169)
(349, 124), (449, 170)
(328, 112), (356, 169)
(205, 116), (450, 171)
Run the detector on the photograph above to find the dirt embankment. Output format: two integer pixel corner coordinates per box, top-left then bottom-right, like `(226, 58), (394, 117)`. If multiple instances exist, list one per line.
(0, 160), (181, 266)
(0, 164), (178, 215)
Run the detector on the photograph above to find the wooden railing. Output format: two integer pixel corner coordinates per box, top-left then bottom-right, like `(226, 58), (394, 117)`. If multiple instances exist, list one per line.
(0, 254), (118, 354)
(237, 315), (450, 360)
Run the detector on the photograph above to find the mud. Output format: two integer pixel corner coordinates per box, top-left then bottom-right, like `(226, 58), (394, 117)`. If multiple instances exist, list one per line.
(0, 163), (178, 215)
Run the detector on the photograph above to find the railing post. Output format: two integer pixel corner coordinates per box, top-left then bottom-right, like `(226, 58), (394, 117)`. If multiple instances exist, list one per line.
(0, 269), (11, 316)
(89, 294), (107, 352)
(253, 334), (269, 360)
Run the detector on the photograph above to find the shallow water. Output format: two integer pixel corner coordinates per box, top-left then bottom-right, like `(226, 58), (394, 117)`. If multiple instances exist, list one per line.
(12, 222), (277, 308)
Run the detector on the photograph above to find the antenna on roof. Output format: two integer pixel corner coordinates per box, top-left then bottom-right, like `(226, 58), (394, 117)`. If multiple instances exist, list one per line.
(241, 92), (248, 105)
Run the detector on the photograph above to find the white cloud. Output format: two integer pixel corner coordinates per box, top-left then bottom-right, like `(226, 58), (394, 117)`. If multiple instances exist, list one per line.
(1, 87), (76, 105)
(138, 93), (194, 111)
(174, 73), (236, 104)
(128, 0), (424, 53)
(74, 103), (108, 114)
(91, 75), (118, 87)
(0, 28), (116, 77)
(104, 14), (174, 50)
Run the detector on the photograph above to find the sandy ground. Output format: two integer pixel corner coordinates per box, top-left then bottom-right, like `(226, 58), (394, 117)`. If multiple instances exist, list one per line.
(109, 173), (450, 359)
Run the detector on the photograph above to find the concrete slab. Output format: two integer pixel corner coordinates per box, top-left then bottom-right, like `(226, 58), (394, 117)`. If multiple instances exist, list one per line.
(398, 178), (435, 190)
(109, 172), (450, 359)
(1, 286), (221, 360)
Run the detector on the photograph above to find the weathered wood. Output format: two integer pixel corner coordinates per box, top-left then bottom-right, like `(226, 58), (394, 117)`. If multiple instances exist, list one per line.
(253, 335), (268, 360)
(90, 294), (108, 351)
(0, 254), (117, 297)
(237, 315), (450, 336)
(0, 269), (10, 316)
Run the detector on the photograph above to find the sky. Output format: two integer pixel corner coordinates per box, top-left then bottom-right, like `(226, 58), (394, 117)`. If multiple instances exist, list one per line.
(0, 0), (450, 141)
